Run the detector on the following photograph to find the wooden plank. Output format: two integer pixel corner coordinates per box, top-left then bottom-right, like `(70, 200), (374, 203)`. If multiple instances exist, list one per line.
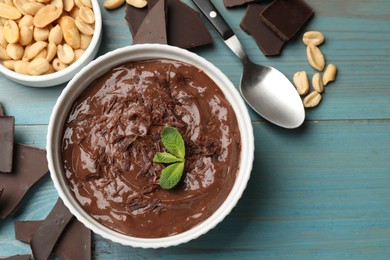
(1, 120), (389, 258)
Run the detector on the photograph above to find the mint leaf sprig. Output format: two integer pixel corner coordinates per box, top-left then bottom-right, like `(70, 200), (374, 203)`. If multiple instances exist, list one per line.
(153, 127), (186, 189)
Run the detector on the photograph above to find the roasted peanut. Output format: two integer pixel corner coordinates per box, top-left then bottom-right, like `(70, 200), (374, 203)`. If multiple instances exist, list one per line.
(27, 57), (49, 75)
(73, 48), (84, 60)
(63, 0), (74, 12)
(13, 0), (30, 16)
(125, 0), (146, 8)
(0, 26), (7, 47)
(293, 71), (309, 96)
(75, 16), (93, 35)
(18, 14), (33, 27)
(46, 41), (56, 62)
(33, 26), (49, 41)
(59, 16), (80, 49)
(57, 43), (74, 64)
(4, 20), (20, 43)
(68, 6), (79, 19)
(27, 40), (47, 59)
(78, 6), (94, 24)
(312, 73), (324, 93)
(52, 57), (67, 71)
(6, 42), (24, 60)
(33, 5), (62, 28)
(306, 44), (325, 71)
(14, 60), (29, 74)
(19, 25), (33, 45)
(3, 59), (16, 69)
(79, 33), (91, 49)
(322, 64), (337, 85)
(22, 2), (45, 16)
(303, 91), (322, 108)
(104, 0), (124, 10)
(33, 48), (47, 59)
(0, 45), (11, 60)
(51, 0), (63, 10)
(48, 24), (62, 44)
(0, 3), (22, 20)
(303, 31), (324, 46)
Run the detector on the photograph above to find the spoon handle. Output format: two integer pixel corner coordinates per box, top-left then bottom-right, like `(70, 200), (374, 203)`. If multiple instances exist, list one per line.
(191, 0), (234, 40)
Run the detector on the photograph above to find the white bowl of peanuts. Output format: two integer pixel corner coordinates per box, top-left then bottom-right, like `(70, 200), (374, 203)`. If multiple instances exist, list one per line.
(0, 0), (102, 87)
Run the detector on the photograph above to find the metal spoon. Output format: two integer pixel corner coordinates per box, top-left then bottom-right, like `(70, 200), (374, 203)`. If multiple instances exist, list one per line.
(192, 0), (305, 129)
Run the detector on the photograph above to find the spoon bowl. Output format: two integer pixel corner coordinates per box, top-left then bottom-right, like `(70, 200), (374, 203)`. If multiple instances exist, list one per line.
(192, 0), (305, 128)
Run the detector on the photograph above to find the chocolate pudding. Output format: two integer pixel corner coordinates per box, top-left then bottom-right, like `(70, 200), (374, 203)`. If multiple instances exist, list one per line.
(61, 59), (241, 238)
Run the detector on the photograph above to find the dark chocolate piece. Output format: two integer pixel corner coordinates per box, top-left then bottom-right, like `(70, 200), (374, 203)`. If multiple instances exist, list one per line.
(240, 3), (285, 56)
(31, 198), (74, 260)
(259, 0), (314, 41)
(0, 116), (15, 173)
(15, 219), (91, 260)
(224, 0), (256, 8)
(0, 255), (30, 260)
(0, 103), (4, 116)
(125, 0), (212, 49)
(0, 144), (48, 219)
(133, 0), (167, 44)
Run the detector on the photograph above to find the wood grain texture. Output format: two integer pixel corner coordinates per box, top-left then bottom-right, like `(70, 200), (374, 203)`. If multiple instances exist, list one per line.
(1, 0), (390, 259)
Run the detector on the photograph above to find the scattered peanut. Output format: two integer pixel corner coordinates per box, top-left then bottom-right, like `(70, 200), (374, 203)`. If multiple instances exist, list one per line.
(312, 73), (324, 93)
(306, 44), (325, 71)
(322, 64), (337, 85)
(293, 71), (309, 96)
(303, 91), (322, 108)
(0, 0), (95, 75)
(104, 0), (125, 10)
(303, 31), (324, 46)
(125, 0), (147, 8)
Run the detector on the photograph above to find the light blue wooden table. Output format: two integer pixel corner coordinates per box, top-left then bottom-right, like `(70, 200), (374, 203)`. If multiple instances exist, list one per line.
(1, 0), (390, 259)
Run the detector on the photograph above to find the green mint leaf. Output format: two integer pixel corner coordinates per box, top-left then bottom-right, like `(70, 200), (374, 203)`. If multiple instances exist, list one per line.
(159, 162), (185, 189)
(161, 127), (185, 159)
(153, 152), (183, 164)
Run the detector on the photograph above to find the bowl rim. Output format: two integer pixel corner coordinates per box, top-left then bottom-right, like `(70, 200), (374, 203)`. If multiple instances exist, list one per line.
(0, 0), (102, 86)
(47, 44), (254, 248)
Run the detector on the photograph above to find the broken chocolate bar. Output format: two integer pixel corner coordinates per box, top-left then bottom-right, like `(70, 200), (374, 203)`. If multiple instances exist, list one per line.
(125, 0), (212, 49)
(0, 103), (4, 116)
(133, 0), (167, 44)
(259, 0), (314, 41)
(0, 116), (15, 173)
(31, 198), (74, 260)
(0, 144), (48, 219)
(240, 3), (285, 56)
(0, 255), (31, 260)
(224, 0), (256, 8)
(15, 219), (91, 260)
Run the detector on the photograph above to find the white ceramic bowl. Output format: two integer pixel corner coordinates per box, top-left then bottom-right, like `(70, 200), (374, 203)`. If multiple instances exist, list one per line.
(0, 0), (102, 87)
(47, 44), (254, 248)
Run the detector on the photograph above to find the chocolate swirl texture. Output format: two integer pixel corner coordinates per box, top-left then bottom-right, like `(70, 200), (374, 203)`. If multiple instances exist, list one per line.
(62, 59), (241, 238)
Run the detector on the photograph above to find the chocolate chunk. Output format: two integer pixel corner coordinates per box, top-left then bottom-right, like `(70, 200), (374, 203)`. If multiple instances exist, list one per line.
(0, 144), (48, 219)
(15, 219), (91, 260)
(224, 0), (256, 8)
(240, 3), (285, 56)
(15, 221), (42, 243)
(0, 255), (31, 260)
(31, 198), (74, 260)
(133, 0), (167, 44)
(0, 116), (15, 173)
(0, 103), (4, 116)
(259, 0), (314, 41)
(125, 0), (212, 49)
